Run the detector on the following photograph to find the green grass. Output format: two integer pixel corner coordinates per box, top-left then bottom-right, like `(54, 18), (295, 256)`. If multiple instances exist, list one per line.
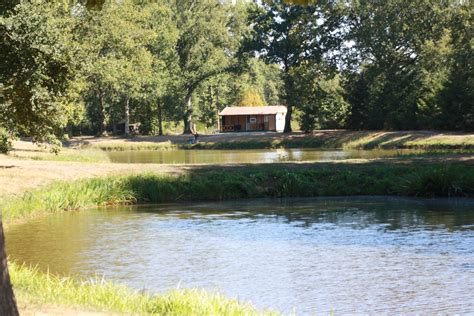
(10, 148), (111, 163)
(3, 163), (473, 222)
(340, 132), (474, 150)
(84, 140), (178, 152)
(11, 263), (269, 315)
(95, 133), (474, 151)
(392, 149), (474, 158)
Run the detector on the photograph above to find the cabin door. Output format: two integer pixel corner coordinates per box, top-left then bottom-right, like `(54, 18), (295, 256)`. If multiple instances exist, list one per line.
(264, 115), (269, 130)
(248, 116), (257, 131)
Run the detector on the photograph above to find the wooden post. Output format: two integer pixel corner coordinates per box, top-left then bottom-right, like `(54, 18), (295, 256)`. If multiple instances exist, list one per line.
(157, 99), (163, 136)
(124, 96), (130, 136)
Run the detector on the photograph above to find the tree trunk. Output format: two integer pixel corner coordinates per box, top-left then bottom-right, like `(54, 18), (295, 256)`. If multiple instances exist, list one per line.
(124, 96), (130, 136)
(283, 72), (294, 133)
(215, 87), (220, 133)
(157, 99), (163, 136)
(284, 104), (293, 133)
(183, 90), (194, 134)
(98, 91), (107, 136)
(0, 218), (19, 316)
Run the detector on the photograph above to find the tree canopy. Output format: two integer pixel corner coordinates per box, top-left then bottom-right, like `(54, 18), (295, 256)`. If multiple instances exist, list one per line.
(0, 0), (472, 150)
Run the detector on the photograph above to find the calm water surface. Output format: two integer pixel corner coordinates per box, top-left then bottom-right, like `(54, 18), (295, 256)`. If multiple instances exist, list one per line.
(107, 148), (421, 164)
(6, 197), (474, 314)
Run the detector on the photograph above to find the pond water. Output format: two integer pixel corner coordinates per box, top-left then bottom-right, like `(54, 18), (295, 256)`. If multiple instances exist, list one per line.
(6, 197), (474, 314)
(106, 148), (422, 164)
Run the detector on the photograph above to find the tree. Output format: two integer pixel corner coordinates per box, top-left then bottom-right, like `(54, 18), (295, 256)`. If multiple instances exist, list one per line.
(292, 63), (349, 132)
(144, 2), (179, 136)
(77, 0), (156, 135)
(235, 88), (266, 106)
(0, 1), (80, 148)
(437, 3), (473, 131)
(245, 1), (344, 132)
(0, 218), (18, 316)
(171, 0), (245, 134)
(0, 3), (81, 309)
(344, 0), (449, 130)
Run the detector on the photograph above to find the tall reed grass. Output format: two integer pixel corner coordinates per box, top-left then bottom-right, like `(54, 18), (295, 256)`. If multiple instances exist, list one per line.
(11, 263), (269, 315)
(3, 164), (472, 222)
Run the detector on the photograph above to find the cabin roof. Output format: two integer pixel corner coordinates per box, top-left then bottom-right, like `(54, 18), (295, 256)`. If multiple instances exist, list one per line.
(219, 106), (287, 116)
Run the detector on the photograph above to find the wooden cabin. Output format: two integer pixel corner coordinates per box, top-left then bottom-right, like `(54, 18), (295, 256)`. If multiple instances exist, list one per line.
(219, 106), (287, 132)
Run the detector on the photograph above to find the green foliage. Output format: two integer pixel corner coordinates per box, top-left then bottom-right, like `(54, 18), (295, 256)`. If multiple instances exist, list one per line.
(77, 0), (159, 135)
(235, 87), (266, 106)
(292, 64), (349, 132)
(11, 263), (267, 315)
(1, 0), (472, 141)
(0, 1), (80, 145)
(245, 1), (344, 132)
(0, 127), (12, 153)
(345, 0), (472, 131)
(171, 0), (246, 133)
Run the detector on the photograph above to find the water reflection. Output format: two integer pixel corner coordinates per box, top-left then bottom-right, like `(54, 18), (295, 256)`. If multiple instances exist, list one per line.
(106, 148), (421, 164)
(6, 197), (474, 314)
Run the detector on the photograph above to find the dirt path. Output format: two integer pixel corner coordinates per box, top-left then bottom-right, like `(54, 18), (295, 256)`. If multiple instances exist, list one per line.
(18, 302), (115, 316)
(0, 155), (187, 199)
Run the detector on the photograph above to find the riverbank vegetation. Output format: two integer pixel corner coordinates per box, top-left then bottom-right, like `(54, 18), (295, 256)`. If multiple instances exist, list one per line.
(3, 162), (473, 223)
(64, 131), (474, 153)
(11, 263), (267, 315)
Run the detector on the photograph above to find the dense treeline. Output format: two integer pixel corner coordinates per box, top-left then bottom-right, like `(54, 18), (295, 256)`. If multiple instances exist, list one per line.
(0, 0), (472, 149)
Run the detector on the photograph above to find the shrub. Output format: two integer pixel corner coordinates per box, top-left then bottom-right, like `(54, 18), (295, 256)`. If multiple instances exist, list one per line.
(0, 128), (13, 154)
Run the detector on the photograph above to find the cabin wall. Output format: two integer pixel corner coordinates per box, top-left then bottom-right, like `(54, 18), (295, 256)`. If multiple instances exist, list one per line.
(275, 113), (286, 132)
(268, 115), (276, 131)
(220, 113), (285, 132)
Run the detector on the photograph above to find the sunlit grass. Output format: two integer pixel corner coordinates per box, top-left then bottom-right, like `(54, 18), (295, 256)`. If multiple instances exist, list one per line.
(84, 140), (178, 151)
(11, 263), (270, 315)
(10, 148), (110, 163)
(342, 132), (474, 150)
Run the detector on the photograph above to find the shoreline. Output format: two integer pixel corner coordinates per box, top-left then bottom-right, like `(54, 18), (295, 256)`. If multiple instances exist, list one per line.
(2, 135), (473, 315)
(3, 161), (473, 224)
(67, 130), (474, 151)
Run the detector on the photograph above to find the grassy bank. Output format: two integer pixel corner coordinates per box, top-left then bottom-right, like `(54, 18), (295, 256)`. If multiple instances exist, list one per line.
(83, 140), (178, 152)
(11, 148), (111, 163)
(191, 133), (474, 150)
(3, 163), (473, 222)
(72, 131), (474, 152)
(11, 263), (268, 315)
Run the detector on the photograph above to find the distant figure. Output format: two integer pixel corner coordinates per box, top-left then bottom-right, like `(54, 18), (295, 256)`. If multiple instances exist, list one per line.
(193, 133), (199, 144)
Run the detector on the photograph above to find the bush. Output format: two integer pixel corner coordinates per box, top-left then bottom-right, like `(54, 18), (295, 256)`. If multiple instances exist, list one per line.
(0, 128), (12, 153)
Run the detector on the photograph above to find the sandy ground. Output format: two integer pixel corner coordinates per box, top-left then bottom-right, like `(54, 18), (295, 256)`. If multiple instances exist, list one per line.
(17, 296), (124, 316)
(19, 304), (114, 316)
(0, 155), (190, 199)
